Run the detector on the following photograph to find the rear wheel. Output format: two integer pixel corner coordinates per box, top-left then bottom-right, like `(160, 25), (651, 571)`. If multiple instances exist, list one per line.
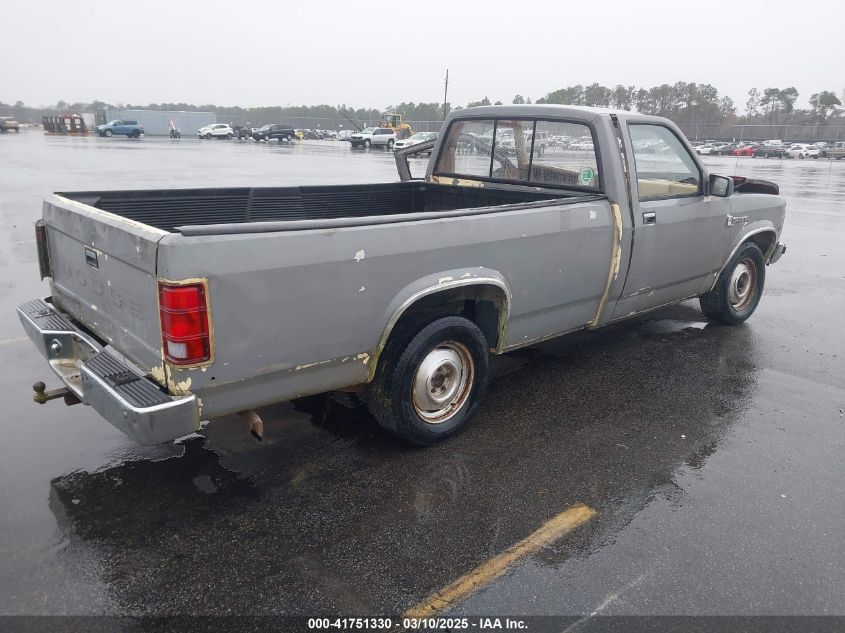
(226, 133), (233, 139)
(368, 315), (490, 446)
(700, 241), (766, 325)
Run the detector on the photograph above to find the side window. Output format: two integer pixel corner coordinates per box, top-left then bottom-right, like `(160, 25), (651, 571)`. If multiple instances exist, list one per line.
(629, 124), (701, 200)
(531, 120), (600, 189)
(435, 119), (496, 178)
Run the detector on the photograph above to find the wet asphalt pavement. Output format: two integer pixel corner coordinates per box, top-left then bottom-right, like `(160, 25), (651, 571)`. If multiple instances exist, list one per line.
(0, 132), (843, 621)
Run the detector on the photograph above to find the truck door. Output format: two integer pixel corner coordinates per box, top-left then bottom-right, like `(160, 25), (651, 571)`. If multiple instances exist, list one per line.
(611, 122), (733, 318)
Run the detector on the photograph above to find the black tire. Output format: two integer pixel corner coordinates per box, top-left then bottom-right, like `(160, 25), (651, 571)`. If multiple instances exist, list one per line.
(386, 139), (394, 150)
(368, 315), (490, 446)
(226, 133), (233, 139)
(363, 139), (371, 148)
(263, 134), (269, 141)
(699, 241), (766, 325)
(104, 129), (113, 137)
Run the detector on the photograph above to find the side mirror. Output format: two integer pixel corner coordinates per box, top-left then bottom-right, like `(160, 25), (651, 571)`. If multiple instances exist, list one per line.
(709, 174), (734, 197)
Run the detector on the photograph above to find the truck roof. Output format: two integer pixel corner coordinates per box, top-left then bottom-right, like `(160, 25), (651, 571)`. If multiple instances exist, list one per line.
(448, 104), (641, 123)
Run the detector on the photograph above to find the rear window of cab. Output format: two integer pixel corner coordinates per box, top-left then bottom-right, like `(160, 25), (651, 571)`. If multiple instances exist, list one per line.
(434, 118), (601, 190)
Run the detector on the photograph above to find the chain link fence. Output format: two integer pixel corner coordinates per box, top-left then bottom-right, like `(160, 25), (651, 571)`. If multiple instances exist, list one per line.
(678, 123), (845, 143)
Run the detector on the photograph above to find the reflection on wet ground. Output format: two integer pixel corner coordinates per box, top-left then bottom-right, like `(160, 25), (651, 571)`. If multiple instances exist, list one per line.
(1, 135), (844, 617)
(46, 304), (758, 614)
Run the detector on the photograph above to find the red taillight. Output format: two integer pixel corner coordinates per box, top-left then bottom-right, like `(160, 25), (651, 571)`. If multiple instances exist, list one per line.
(158, 281), (211, 365)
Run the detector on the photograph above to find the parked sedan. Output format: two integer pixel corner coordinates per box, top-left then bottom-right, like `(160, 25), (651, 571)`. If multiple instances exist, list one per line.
(709, 143), (734, 155)
(731, 145), (757, 157)
(569, 139), (595, 151)
(0, 116), (20, 132)
(198, 124), (233, 139)
(752, 145), (785, 158)
(394, 131), (438, 151)
(786, 144), (821, 159)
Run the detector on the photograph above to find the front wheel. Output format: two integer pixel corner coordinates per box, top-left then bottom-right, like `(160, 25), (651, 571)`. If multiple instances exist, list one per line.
(363, 139), (371, 148)
(700, 241), (766, 325)
(104, 129), (113, 137)
(386, 139), (394, 150)
(368, 315), (490, 446)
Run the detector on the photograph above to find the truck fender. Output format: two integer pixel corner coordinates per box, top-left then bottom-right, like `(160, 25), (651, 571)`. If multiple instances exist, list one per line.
(709, 223), (779, 292)
(367, 268), (512, 381)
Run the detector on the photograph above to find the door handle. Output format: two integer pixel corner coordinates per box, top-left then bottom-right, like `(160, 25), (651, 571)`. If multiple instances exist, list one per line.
(642, 211), (657, 225)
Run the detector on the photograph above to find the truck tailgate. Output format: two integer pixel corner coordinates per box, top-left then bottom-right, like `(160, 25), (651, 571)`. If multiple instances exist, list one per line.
(43, 195), (166, 372)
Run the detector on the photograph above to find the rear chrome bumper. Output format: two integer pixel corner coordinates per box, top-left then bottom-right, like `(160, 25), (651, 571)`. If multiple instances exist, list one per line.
(769, 242), (787, 264)
(17, 298), (199, 445)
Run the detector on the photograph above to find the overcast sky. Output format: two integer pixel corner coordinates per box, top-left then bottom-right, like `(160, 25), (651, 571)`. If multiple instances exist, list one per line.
(2, 0), (842, 111)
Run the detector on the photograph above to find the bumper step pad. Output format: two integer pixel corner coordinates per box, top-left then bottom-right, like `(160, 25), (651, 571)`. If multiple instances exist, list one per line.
(85, 352), (171, 408)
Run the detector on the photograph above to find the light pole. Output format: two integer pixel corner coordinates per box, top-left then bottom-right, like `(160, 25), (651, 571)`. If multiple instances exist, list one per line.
(443, 69), (449, 120)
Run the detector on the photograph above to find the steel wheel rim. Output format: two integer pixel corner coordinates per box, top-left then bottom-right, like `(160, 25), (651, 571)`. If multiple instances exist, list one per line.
(730, 257), (757, 310)
(412, 341), (474, 424)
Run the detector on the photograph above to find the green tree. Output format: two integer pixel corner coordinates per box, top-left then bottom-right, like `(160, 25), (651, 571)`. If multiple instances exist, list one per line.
(611, 85), (635, 110)
(762, 88), (781, 124)
(809, 90), (841, 120)
(778, 87), (799, 114)
(745, 88), (760, 116)
(537, 85), (584, 105)
(467, 96), (491, 108)
(512, 94), (525, 104)
(583, 83), (612, 108)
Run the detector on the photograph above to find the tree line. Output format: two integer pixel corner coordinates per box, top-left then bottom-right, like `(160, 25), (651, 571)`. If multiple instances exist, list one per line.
(2, 82), (842, 138)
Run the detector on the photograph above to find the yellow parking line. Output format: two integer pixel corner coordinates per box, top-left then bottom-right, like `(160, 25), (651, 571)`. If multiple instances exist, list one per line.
(0, 337), (28, 347)
(404, 504), (598, 618)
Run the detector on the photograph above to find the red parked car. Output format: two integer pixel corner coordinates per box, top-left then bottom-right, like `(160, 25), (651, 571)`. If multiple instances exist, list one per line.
(731, 144), (756, 156)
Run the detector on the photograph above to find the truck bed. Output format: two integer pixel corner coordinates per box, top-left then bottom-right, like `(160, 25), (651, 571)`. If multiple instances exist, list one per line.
(58, 182), (577, 233)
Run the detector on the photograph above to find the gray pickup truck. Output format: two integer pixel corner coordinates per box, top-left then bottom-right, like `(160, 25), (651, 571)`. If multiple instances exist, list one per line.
(18, 105), (786, 446)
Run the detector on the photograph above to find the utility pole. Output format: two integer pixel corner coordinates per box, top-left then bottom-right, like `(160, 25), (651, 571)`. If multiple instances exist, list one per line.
(443, 69), (449, 120)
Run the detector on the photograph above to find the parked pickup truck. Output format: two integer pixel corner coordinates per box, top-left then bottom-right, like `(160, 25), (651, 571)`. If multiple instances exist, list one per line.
(95, 120), (144, 138)
(826, 141), (845, 159)
(18, 105), (786, 447)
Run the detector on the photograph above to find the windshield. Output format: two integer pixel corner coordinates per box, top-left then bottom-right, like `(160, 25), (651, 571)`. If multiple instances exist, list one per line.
(258, 124), (272, 131)
(360, 127), (376, 134)
(107, 120), (121, 125)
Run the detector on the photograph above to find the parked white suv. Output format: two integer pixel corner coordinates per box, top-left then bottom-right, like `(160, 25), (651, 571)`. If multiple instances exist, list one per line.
(350, 127), (396, 149)
(198, 124), (234, 139)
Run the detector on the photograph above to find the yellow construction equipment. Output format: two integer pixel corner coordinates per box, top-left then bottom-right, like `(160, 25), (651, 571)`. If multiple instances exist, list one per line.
(379, 112), (413, 139)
